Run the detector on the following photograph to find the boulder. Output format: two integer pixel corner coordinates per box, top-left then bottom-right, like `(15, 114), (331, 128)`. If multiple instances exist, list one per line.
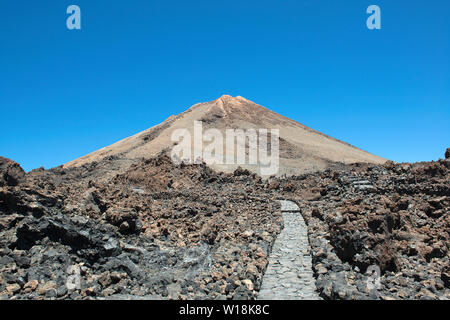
(0, 157), (25, 187)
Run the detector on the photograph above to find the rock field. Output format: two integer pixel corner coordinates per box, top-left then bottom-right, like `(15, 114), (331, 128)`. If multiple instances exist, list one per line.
(0, 151), (449, 300)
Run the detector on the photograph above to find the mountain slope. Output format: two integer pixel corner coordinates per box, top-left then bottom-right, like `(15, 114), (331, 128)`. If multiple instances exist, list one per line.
(64, 95), (386, 176)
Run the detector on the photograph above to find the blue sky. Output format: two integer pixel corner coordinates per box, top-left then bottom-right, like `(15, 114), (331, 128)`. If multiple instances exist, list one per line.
(1, 0), (449, 171)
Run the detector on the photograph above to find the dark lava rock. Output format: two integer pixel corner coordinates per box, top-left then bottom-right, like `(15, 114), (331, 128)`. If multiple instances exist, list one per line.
(0, 157), (25, 187)
(1, 152), (448, 300)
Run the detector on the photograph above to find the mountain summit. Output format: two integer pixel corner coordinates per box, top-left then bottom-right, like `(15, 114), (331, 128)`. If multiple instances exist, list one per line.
(64, 95), (386, 176)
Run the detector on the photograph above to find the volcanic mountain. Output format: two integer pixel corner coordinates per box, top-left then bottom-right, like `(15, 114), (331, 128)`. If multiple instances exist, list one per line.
(64, 95), (386, 176)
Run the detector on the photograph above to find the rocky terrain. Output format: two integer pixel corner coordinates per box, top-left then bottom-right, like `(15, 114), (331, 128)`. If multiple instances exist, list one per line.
(0, 149), (448, 300)
(0, 155), (281, 300)
(272, 151), (450, 300)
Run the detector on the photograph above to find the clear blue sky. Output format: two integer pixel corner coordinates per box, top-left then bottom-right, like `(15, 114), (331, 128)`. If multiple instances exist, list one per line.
(1, 0), (449, 171)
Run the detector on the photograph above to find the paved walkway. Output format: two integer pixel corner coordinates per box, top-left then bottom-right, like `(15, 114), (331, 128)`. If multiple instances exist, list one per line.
(257, 200), (321, 300)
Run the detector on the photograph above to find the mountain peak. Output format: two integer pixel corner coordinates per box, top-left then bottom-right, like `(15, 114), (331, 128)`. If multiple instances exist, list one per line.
(216, 95), (253, 103)
(214, 95), (256, 113)
(64, 96), (386, 175)
(217, 94), (234, 100)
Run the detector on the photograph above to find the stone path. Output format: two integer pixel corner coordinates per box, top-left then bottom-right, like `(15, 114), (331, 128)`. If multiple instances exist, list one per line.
(341, 174), (375, 191)
(257, 200), (321, 300)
